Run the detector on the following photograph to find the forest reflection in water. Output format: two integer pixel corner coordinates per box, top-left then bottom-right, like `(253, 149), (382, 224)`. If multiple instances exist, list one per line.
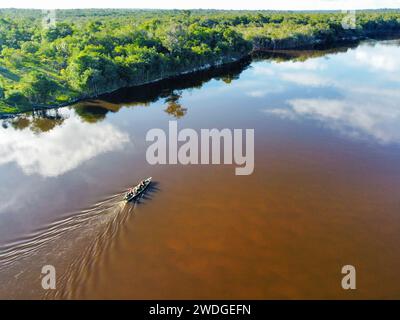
(0, 43), (356, 131)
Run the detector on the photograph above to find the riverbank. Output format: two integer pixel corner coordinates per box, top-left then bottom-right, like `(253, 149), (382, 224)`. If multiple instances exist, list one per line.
(0, 55), (251, 118)
(252, 30), (400, 51)
(2, 35), (399, 119)
(1, 9), (400, 116)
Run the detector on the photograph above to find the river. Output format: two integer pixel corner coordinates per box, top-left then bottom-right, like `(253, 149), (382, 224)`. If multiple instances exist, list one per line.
(1, 39), (400, 299)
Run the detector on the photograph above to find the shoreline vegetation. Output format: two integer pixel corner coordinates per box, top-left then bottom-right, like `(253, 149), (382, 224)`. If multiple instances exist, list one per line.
(1, 9), (400, 115)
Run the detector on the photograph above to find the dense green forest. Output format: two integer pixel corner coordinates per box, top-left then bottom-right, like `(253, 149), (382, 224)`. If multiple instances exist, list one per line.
(1, 9), (400, 114)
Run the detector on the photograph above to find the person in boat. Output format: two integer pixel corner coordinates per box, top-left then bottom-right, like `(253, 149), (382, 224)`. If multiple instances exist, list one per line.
(129, 180), (147, 195)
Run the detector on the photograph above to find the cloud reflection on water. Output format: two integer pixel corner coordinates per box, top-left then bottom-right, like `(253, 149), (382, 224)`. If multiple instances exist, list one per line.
(0, 113), (130, 177)
(353, 44), (400, 73)
(261, 41), (400, 145)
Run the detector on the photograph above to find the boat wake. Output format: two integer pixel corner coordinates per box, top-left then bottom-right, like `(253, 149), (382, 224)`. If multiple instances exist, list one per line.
(0, 193), (124, 268)
(51, 197), (137, 299)
(0, 181), (158, 299)
(0, 191), (136, 299)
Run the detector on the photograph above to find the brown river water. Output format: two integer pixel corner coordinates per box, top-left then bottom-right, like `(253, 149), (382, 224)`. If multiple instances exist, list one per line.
(1, 40), (400, 299)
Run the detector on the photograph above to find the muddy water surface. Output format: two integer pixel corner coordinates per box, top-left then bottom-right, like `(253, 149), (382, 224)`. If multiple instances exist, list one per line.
(1, 40), (400, 299)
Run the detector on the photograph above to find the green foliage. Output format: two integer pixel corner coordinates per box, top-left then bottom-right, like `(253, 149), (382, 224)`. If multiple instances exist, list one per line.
(42, 23), (73, 42)
(20, 71), (59, 103)
(1, 8), (400, 113)
(21, 41), (40, 54)
(5, 91), (29, 106)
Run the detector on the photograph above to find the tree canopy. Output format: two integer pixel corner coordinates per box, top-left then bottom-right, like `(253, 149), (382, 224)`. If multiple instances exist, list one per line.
(1, 8), (400, 113)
